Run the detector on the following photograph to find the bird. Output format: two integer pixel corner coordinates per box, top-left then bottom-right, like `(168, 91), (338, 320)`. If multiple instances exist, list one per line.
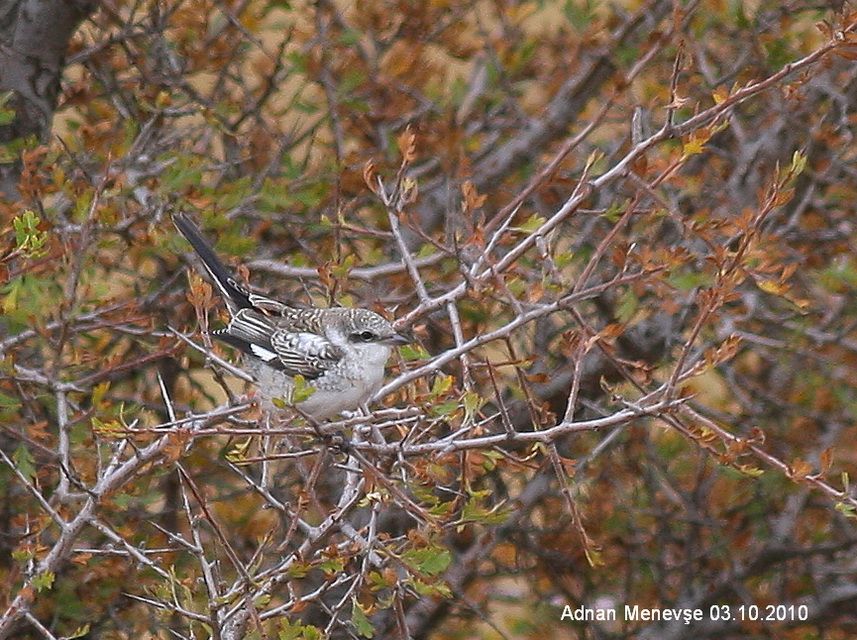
(173, 212), (411, 420)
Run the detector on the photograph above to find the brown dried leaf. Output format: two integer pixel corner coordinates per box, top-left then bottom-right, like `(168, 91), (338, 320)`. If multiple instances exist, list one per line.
(816, 20), (834, 37)
(712, 86), (729, 105)
(397, 125), (417, 164)
(317, 263), (333, 290)
(186, 273), (213, 311)
(833, 45), (857, 60)
(789, 458), (813, 481)
(748, 427), (766, 444)
(163, 429), (191, 464)
(363, 159), (379, 194)
(461, 180), (487, 213)
(820, 448), (834, 475)
(772, 188), (795, 207)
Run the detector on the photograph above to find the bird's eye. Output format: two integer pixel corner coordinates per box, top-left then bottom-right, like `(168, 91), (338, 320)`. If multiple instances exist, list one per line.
(352, 331), (376, 342)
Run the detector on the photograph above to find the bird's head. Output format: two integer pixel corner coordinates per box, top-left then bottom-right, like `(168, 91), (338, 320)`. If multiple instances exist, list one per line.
(326, 308), (412, 364)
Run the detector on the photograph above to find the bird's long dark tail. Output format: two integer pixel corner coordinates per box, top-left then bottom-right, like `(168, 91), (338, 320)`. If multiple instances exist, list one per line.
(173, 212), (253, 310)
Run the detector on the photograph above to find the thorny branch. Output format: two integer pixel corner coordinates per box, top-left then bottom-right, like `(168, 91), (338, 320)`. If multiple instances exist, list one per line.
(3, 2), (857, 639)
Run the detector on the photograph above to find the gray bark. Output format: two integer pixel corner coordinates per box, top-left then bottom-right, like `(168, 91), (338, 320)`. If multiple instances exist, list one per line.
(0, 0), (97, 200)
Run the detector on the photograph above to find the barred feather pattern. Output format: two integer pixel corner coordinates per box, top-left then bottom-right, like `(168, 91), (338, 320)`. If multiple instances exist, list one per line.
(174, 213), (410, 419)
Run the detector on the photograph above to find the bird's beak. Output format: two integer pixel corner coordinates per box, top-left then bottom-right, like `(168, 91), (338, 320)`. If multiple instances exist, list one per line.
(384, 332), (413, 346)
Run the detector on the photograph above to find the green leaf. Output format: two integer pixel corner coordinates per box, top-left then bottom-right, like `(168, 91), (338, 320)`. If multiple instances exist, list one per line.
(339, 70), (366, 96)
(462, 390), (484, 425)
(367, 570), (395, 592)
(331, 254), (357, 279)
(617, 42), (640, 67)
(319, 558), (345, 574)
(216, 232), (257, 259)
(0, 391), (21, 411)
(293, 182), (327, 209)
(338, 28), (362, 46)
(292, 99), (319, 115)
(789, 149), (807, 178)
(416, 244), (436, 258)
(91, 417), (123, 439)
(0, 134), (36, 163)
(736, 465), (764, 478)
(459, 490), (508, 526)
(2, 274), (62, 321)
(515, 214), (546, 233)
(835, 502), (857, 519)
(682, 137), (705, 157)
(430, 401), (459, 417)
(287, 561), (311, 578)
(72, 190), (93, 222)
(668, 269), (712, 291)
(162, 154), (204, 191)
(12, 210), (47, 258)
(91, 381), (110, 409)
(564, 0), (595, 32)
(479, 450), (503, 472)
(278, 618), (322, 640)
(601, 201), (625, 223)
(351, 599), (375, 638)
(226, 438), (252, 463)
(11, 548), (33, 563)
(430, 374), (454, 399)
(112, 493), (135, 509)
(1, 277), (20, 314)
(285, 50), (308, 73)
(33, 570), (55, 592)
(732, 1), (751, 28)
(411, 577), (452, 598)
(12, 444), (35, 482)
(0, 91), (15, 126)
(764, 37), (791, 69)
(291, 375), (317, 404)
(403, 546), (452, 576)
(399, 344), (429, 361)
(616, 289), (639, 324)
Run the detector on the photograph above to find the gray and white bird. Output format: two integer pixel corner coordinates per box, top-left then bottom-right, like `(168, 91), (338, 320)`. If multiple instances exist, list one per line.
(174, 213), (411, 420)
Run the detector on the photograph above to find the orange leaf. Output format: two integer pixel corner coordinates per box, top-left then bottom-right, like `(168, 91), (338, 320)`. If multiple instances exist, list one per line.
(461, 180), (487, 213)
(789, 458), (813, 480)
(820, 448), (834, 475)
(363, 159), (379, 194)
(397, 125), (417, 164)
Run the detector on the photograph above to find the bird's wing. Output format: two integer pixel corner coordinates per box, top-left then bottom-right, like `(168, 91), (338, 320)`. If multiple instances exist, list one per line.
(215, 308), (342, 380)
(269, 329), (343, 379)
(247, 293), (292, 315)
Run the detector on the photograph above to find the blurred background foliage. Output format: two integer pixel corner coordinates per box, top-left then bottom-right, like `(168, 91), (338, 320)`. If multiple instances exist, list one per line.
(2, 0), (857, 638)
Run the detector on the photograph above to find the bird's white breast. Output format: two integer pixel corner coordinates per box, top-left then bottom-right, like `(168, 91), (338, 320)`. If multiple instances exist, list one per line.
(244, 342), (391, 420)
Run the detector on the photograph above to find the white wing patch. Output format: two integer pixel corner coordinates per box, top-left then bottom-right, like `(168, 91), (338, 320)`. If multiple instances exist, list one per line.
(250, 344), (279, 362)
